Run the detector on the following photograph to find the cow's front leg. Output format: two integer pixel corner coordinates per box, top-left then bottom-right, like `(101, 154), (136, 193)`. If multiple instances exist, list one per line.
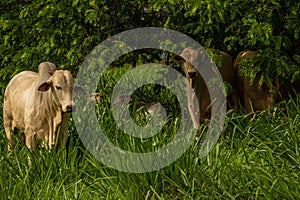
(24, 127), (37, 152)
(56, 113), (70, 149)
(24, 129), (37, 165)
(186, 86), (200, 129)
(25, 134), (36, 152)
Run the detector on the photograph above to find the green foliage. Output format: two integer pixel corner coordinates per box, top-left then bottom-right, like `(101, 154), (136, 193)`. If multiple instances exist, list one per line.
(0, 0), (165, 94)
(154, 0), (300, 85)
(1, 0), (299, 94)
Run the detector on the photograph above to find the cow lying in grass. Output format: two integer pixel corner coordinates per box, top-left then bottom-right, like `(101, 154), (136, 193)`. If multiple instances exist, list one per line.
(3, 62), (84, 152)
(112, 94), (165, 122)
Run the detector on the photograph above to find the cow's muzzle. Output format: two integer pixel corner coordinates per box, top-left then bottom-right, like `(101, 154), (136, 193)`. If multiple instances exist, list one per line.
(65, 104), (76, 113)
(188, 71), (197, 79)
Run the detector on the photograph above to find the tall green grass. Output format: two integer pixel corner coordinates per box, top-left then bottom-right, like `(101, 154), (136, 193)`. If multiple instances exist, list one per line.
(0, 67), (299, 199)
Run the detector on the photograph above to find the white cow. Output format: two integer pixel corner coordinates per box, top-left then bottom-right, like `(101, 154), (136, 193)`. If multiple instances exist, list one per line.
(3, 62), (82, 151)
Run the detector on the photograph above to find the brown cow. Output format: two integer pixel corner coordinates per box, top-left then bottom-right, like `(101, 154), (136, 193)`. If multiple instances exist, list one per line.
(234, 50), (282, 113)
(173, 47), (238, 128)
(3, 62), (82, 151)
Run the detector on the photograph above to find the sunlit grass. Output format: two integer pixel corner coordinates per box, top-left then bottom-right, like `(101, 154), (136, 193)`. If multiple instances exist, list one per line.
(0, 69), (299, 199)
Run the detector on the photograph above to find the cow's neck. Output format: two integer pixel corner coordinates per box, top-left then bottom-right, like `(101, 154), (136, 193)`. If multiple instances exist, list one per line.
(37, 86), (62, 125)
(45, 87), (63, 147)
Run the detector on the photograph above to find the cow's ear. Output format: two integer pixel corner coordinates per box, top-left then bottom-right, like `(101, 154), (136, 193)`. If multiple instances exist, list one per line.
(38, 80), (53, 91)
(74, 85), (86, 95)
(172, 55), (185, 62)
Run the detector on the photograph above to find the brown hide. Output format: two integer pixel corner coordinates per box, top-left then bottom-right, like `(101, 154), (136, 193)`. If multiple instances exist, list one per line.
(83, 92), (102, 112)
(291, 79), (300, 94)
(174, 47), (238, 128)
(89, 93), (102, 105)
(112, 94), (164, 119)
(3, 62), (76, 151)
(282, 78), (300, 97)
(234, 50), (282, 113)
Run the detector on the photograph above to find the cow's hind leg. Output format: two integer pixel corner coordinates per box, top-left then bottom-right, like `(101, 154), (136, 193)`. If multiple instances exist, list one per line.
(4, 118), (14, 151)
(4, 127), (14, 151)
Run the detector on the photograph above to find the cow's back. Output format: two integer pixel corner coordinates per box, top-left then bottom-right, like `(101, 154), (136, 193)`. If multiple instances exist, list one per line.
(5, 71), (38, 92)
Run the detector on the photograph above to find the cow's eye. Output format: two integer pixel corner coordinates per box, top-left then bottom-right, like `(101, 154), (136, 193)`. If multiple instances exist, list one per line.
(55, 86), (62, 90)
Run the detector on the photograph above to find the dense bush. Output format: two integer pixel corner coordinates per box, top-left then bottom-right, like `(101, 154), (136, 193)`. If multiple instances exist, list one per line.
(1, 0), (299, 93)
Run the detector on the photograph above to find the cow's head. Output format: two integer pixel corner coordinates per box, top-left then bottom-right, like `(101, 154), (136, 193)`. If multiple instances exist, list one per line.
(173, 47), (202, 87)
(38, 70), (83, 113)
